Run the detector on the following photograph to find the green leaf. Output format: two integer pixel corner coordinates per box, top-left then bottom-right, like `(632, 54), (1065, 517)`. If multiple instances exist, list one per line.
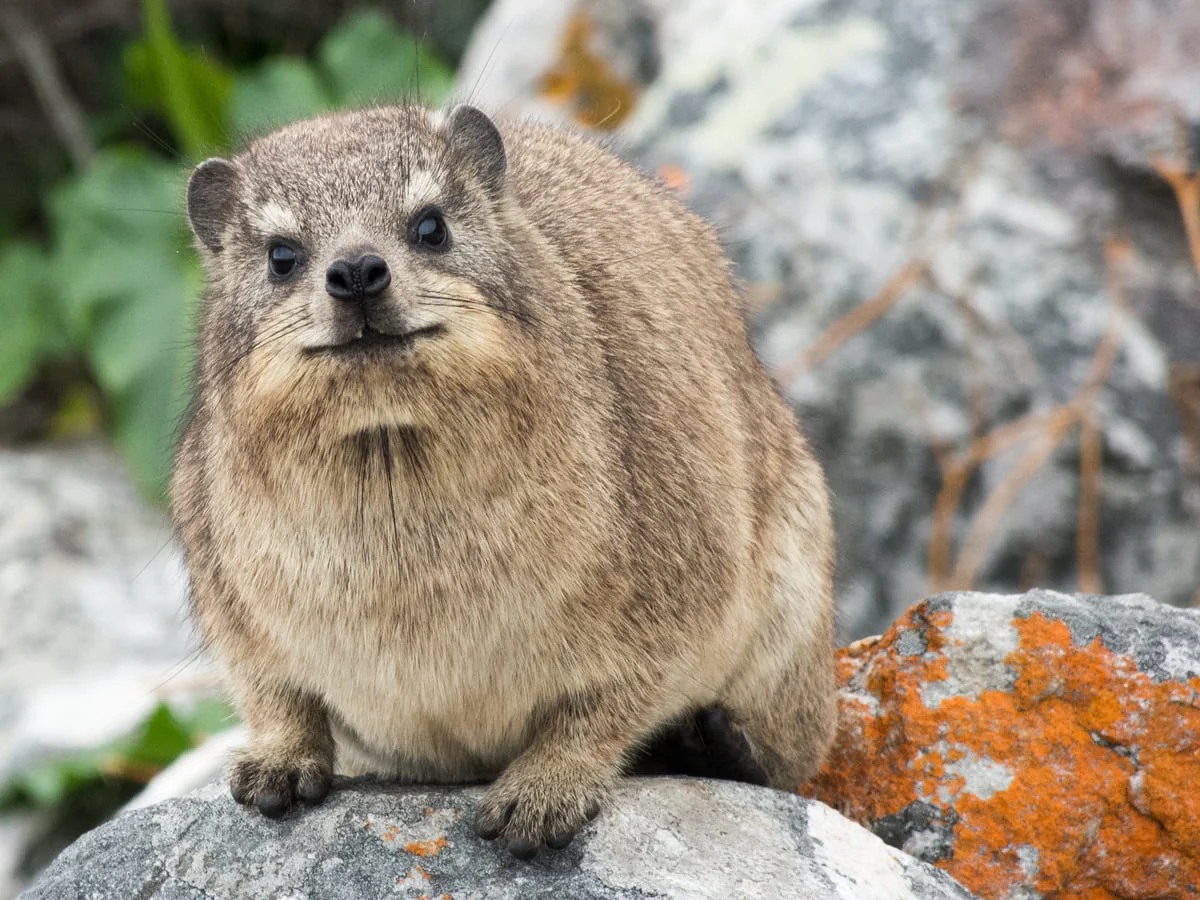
(0, 241), (63, 403)
(121, 704), (193, 768)
(231, 57), (332, 137)
(1, 749), (109, 809)
(0, 699), (237, 813)
(48, 148), (198, 500)
(319, 10), (454, 108)
(123, 0), (232, 158)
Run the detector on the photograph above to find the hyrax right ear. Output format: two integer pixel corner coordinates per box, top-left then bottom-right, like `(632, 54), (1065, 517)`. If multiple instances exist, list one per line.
(187, 158), (239, 252)
(446, 105), (506, 196)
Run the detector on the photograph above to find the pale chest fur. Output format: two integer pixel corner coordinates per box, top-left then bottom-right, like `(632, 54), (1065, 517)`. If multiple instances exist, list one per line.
(208, 441), (614, 780)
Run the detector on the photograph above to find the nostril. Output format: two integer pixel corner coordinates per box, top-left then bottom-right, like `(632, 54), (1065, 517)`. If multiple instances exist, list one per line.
(325, 260), (356, 302)
(325, 255), (390, 302)
(359, 255), (391, 298)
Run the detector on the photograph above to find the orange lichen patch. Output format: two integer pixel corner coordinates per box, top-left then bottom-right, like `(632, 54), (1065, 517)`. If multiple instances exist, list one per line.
(381, 825), (401, 843)
(404, 836), (449, 857)
(656, 163), (690, 194)
(538, 12), (637, 129)
(802, 600), (1200, 899)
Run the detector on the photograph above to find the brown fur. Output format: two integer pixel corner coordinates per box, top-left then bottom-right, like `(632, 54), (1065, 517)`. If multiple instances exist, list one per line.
(173, 104), (836, 853)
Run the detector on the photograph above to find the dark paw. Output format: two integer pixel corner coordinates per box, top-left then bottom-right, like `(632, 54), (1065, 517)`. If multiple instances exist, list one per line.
(631, 705), (769, 786)
(229, 754), (332, 818)
(475, 765), (605, 859)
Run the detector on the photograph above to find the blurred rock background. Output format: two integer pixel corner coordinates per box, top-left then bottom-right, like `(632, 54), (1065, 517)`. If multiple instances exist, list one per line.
(1, 0), (1197, 895)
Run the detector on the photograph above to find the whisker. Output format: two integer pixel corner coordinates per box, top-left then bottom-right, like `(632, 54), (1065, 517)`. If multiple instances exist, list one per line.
(201, 311), (312, 384)
(416, 293), (537, 328)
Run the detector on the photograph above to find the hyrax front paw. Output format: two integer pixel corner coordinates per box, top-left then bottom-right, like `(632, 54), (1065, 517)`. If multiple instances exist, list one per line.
(229, 749), (332, 818)
(476, 758), (608, 859)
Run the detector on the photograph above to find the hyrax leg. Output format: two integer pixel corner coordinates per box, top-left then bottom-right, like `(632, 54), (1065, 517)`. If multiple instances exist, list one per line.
(718, 603), (837, 791)
(226, 677), (335, 818)
(476, 678), (661, 859)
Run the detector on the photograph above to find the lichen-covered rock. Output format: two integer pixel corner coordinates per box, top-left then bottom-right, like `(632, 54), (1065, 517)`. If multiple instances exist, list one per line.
(460, 0), (1200, 640)
(802, 589), (1200, 899)
(23, 778), (979, 899)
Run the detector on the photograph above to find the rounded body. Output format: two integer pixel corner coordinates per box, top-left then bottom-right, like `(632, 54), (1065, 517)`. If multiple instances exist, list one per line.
(174, 105), (835, 852)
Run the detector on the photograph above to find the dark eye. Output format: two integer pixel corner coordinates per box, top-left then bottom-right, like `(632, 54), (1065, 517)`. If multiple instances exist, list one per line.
(410, 210), (449, 251)
(268, 243), (298, 278)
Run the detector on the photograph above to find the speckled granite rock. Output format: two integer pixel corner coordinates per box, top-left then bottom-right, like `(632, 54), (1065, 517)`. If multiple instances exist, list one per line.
(803, 589), (1200, 899)
(22, 778), (979, 899)
(460, 0), (1200, 639)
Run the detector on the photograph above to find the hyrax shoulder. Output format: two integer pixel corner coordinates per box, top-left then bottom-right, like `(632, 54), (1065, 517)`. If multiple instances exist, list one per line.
(174, 104), (836, 858)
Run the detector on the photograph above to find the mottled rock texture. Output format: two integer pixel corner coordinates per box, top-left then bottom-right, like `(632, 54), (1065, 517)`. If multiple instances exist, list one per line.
(0, 442), (197, 783)
(22, 778), (979, 899)
(803, 589), (1200, 899)
(460, 0), (1200, 639)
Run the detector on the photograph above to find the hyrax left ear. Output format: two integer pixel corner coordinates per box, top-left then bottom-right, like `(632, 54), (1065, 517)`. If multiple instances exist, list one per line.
(446, 105), (506, 196)
(187, 158), (239, 252)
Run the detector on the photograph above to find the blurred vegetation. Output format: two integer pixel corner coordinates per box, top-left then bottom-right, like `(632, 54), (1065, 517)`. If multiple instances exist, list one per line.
(0, 700), (235, 878)
(0, 0), (457, 500)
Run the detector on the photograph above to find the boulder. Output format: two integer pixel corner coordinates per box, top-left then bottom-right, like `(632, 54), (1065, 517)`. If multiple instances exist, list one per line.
(803, 589), (1200, 899)
(460, 0), (1200, 639)
(23, 778), (979, 899)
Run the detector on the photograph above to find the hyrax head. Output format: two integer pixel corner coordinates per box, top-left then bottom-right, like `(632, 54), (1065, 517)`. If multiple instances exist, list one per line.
(186, 105), (535, 439)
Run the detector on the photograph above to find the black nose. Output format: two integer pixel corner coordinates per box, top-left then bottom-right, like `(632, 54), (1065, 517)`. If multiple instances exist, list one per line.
(326, 254), (391, 303)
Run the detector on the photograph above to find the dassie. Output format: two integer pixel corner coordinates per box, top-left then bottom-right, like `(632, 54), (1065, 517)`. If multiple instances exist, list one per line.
(174, 104), (836, 858)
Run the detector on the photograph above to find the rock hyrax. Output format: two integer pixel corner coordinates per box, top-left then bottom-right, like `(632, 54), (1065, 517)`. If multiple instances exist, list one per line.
(174, 104), (836, 858)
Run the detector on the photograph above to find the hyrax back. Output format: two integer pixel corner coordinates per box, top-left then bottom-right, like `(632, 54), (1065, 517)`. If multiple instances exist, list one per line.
(174, 104), (836, 857)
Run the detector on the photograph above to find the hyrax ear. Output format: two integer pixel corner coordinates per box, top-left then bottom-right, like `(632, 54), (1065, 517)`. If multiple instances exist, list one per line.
(446, 105), (506, 196)
(187, 158), (239, 252)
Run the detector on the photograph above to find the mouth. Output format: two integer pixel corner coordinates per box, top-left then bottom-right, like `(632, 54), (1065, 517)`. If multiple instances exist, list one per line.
(305, 323), (444, 358)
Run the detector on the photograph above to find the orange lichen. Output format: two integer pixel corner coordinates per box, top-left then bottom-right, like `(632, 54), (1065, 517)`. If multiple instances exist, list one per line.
(656, 163), (690, 194)
(538, 12), (637, 129)
(802, 601), (1200, 898)
(403, 836), (450, 857)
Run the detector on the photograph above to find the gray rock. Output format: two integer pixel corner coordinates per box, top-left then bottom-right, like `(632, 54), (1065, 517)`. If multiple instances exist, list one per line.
(0, 442), (203, 783)
(22, 778), (980, 899)
(459, 0), (1200, 639)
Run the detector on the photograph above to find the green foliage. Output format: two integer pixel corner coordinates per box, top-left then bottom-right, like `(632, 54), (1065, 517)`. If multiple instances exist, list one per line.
(320, 10), (455, 108)
(231, 57), (329, 137)
(0, 699), (236, 811)
(232, 9), (454, 136)
(123, 0), (233, 158)
(0, 242), (66, 402)
(47, 150), (198, 498)
(1, 5), (454, 500)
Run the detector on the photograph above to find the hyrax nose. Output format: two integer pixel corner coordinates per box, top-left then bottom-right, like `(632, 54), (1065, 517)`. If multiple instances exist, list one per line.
(325, 254), (391, 303)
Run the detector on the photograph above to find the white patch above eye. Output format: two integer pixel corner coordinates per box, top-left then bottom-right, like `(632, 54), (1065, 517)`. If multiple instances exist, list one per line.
(404, 169), (443, 211)
(253, 201), (300, 236)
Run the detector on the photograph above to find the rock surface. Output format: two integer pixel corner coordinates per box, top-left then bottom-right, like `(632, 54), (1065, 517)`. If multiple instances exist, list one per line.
(460, 0), (1200, 639)
(0, 442), (200, 782)
(803, 589), (1200, 899)
(23, 778), (979, 899)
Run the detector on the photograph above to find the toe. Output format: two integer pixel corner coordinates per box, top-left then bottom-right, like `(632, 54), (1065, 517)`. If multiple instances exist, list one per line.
(507, 838), (539, 860)
(545, 830), (576, 850)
